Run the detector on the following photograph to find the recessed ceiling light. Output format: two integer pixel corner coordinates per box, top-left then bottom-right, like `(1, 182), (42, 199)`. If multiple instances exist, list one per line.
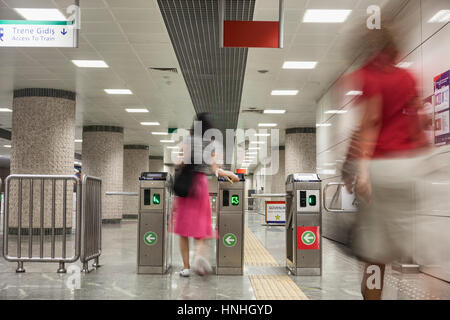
(72, 60), (109, 68)
(258, 123), (277, 127)
(346, 91), (362, 96)
(160, 140), (175, 143)
(246, 152), (258, 155)
(319, 169), (337, 175)
(104, 89), (133, 95)
(282, 61), (317, 69)
(303, 9), (352, 23)
(325, 110), (347, 114)
(263, 109), (286, 114)
(14, 8), (67, 21)
(166, 146), (179, 149)
(250, 141), (266, 145)
(428, 10), (450, 23)
(3, 145), (11, 148)
(74, 139), (83, 143)
(255, 133), (271, 137)
(141, 122), (160, 126)
(271, 90), (298, 96)
(396, 62), (413, 69)
(172, 151), (183, 154)
(125, 108), (149, 113)
(316, 123), (332, 127)
(248, 147), (260, 150)
(0, 108), (12, 112)
(152, 132), (169, 135)
(324, 163), (336, 166)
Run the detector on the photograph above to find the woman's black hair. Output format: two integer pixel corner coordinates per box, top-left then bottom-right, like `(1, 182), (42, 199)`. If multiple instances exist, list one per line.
(191, 112), (215, 136)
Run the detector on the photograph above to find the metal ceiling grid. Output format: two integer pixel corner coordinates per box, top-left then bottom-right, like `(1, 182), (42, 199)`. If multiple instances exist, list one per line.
(157, 0), (256, 135)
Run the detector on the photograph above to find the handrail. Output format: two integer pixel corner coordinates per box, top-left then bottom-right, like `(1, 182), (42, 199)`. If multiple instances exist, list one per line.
(249, 193), (287, 198)
(105, 191), (138, 196)
(323, 182), (358, 213)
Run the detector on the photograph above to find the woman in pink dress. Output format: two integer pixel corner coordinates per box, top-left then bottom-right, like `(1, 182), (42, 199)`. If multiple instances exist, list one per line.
(173, 113), (239, 277)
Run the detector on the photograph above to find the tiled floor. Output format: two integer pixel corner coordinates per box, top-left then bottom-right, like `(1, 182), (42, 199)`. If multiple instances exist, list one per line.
(1, 210), (450, 300)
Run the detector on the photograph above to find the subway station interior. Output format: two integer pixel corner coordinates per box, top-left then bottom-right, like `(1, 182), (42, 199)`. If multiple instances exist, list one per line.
(1, 0), (450, 302)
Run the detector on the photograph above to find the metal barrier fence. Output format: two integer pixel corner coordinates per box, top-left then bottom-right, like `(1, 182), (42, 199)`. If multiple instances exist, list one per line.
(3, 175), (81, 273)
(2, 174), (102, 273)
(80, 175), (102, 273)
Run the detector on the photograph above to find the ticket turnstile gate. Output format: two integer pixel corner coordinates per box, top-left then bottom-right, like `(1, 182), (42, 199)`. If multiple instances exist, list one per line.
(286, 173), (322, 276)
(137, 172), (173, 274)
(216, 174), (245, 275)
(207, 175), (219, 230)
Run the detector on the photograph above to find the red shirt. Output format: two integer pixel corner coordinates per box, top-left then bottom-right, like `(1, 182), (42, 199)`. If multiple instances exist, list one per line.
(359, 61), (428, 158)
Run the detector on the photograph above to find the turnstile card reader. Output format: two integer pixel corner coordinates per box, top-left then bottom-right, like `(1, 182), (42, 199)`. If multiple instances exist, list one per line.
(216, 173), (245, 275)
(137, 172), (172, 274)
(286, 173), (322, 276)
(207, 175), (219, 230)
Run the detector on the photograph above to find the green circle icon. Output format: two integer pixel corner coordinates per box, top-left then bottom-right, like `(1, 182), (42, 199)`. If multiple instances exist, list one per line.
(144, 231), (157, 246)
(301, 231), (316, 245)
(223, 233), (237, 247)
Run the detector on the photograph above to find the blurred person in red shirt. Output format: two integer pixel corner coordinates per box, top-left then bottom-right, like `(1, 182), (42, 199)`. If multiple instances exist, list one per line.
(342, 29), (432, 300)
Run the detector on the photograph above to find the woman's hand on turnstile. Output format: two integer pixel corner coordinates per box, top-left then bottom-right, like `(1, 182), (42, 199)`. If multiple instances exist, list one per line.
(229, 173), (240, 183)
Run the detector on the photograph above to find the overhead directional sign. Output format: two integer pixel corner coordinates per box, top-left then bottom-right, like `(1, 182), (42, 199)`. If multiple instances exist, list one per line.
(0, 20), (77, 48)
(297, 226), (320, 250)
(223, 233), (237, 247)
(144, 231), (157, 246)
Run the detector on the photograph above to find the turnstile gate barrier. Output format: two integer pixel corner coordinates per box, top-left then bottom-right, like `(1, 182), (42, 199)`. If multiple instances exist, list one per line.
(216, 173), (245, 275)
(137, 172), (173, 274)
(286, 173), (322, 276)
(207, 175), (219, 230)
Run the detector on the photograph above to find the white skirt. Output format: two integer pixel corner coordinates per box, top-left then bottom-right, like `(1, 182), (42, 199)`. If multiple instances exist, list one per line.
(350, 150), (438, 264)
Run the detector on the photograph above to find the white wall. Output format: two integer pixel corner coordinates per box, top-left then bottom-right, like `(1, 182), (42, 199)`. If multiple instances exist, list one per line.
(316, 0), (450, 279)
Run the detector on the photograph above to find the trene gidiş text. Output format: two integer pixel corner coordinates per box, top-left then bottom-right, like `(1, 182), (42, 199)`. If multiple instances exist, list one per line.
(11, 27), (56, 41)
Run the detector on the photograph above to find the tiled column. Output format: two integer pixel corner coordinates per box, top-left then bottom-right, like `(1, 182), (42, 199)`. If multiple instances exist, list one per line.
(82, 126), (124, 224)
(10, 88), (76, 234)
(270, 147), (285, 193)
(149, 156), (164, 172)
(285, 128), (316, 176)
(123, 145), (149, 219)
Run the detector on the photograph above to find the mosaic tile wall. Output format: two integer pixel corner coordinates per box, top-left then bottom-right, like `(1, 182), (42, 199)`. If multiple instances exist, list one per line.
(285, 131), (316, 176)
(9, 95), (75, 230)
(123, 148), (149, 218)
(149, 158), (164, 172)
(82, 130), (124, 222)
(270, 149), (285, 194)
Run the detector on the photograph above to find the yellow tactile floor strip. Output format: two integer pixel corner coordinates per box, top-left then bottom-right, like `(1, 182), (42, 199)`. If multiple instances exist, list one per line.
(244, 227), (279, 267)
(250, 275), (309, 300)
(244, 227), (309, 300)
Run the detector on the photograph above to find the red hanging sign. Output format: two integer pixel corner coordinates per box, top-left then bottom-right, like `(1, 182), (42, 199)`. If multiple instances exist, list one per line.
(223, 21), (280, 48)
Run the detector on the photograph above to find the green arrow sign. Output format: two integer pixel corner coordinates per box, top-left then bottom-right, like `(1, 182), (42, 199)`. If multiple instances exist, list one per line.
(144, 231), (157, 246)
(301, 231), (316, 245)
(223, 233), (237, 247)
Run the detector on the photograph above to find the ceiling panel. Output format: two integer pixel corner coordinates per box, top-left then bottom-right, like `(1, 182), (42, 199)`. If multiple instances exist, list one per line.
(158, 0), (256, 136)
(240, 0), (409, 152)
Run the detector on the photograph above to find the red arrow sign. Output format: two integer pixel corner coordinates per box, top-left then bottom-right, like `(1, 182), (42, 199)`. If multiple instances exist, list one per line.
(297, 226), (320, 250)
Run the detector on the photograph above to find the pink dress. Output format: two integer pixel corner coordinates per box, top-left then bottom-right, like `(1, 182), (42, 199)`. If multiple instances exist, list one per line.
(173, 173), (213, 239)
